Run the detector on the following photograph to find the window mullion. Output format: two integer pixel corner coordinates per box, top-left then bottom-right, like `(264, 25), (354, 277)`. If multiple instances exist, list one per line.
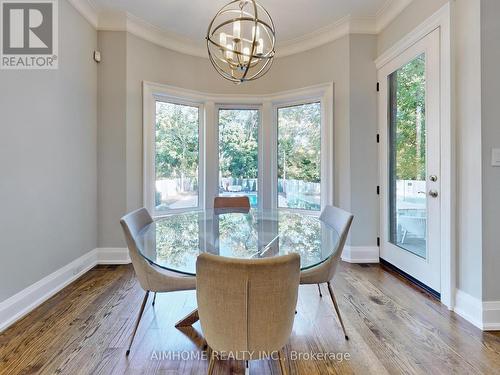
(204, 101), (217, 209)
(261, 101), (275, 210)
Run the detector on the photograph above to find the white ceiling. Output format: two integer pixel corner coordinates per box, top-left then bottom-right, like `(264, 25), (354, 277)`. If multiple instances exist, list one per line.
(89, 0), (387, 42)
(71, 0), (414, 57)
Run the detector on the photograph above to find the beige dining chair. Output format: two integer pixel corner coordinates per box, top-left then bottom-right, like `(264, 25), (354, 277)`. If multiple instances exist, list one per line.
(120, 208), (196, 356)
(196, 253), (300, 375)
(300, 205), (353, 340)
(214, 196), (251, 210)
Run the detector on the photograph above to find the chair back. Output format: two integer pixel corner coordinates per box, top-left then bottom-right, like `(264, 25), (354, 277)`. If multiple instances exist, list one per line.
(317, 205), (354, 281)
(214, 196), (251, 211)
(196, 253), (300, 360)
(120, 208), (155, 291)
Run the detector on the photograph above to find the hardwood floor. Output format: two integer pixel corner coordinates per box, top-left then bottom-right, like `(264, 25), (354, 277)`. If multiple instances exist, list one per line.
(1, 263), (499, 374)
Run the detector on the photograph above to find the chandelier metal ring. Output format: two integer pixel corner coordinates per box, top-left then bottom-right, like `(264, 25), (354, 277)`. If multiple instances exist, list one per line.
(206, 0), (276, 83)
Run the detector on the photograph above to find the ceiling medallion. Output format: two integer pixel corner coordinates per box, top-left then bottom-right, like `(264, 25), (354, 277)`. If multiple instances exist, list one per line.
(206, 0), (276, 83)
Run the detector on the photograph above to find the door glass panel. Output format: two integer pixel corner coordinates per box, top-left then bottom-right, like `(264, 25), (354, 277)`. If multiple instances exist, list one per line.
(388, 54), (427, 258)
(277, 102), (321, 211)
(155, 101), (199, 211)
(218, 109), (259, 207)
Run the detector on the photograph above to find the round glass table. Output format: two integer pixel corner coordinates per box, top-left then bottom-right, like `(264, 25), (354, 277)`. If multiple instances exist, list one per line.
(135, 209), (340, 276)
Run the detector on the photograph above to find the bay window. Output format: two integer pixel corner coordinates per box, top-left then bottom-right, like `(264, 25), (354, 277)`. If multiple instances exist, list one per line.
(143, 82), (333, 216)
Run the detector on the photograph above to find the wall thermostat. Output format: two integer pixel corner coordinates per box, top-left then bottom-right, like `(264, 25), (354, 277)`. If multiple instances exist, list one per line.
(492, 148), (500, 167)
(94, 51), (101, 63)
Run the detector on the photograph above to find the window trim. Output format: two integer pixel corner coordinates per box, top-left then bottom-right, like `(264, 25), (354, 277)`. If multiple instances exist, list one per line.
(143, 87), (206, 216)
(143, 81), (333, 217)
(215, 104), (263, 209)
(275, 100), (323, 212)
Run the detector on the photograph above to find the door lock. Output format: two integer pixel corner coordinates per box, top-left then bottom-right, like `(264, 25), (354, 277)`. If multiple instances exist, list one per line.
(429, 175), (438, 182)
(429, 190), (439, 198)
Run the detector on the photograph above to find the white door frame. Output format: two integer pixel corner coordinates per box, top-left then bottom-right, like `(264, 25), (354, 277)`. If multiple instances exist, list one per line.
(378, 28), (441, 293)
(375, 3), (454, 308)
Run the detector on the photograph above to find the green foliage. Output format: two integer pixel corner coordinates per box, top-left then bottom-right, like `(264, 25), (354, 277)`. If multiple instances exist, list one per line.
(278, 103), (321, 183)
(155, 102), (322, 185)
(219, 109), (259, 179)
(392, 54), (426, 181)
(155, 102), (199, 179)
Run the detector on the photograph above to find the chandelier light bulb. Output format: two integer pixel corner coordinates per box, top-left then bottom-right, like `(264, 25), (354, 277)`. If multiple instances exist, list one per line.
(233, 20), (241, 39)
(226, 43), (234, 60)
(252, 25), (260, 40)
(243, 46), (250, 63)
(220, 32), (227, 46)
(257, 38), (264, 54)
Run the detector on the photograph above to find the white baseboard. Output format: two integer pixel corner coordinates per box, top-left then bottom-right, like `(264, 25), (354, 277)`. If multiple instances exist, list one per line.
(97, 247), (131, 264)
(0, 248), (129, 333)
(454, 289), (500, 331)
(4, 249), (499, 333)
(0, 250), (98, 332)
(341, 246), (379, 263)
(454, 289), (483, 329)
(483, 301), (500, 331)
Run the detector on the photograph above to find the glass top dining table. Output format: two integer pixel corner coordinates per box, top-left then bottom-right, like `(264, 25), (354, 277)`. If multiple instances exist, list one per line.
(135, 208), (340, 276)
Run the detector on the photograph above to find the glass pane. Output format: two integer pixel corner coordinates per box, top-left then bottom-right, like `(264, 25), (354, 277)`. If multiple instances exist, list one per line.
(155, 101), (199, 211)
(218, 109), (259, 207)
(277, 102), (321, 211)
(389, 54), (427, 258)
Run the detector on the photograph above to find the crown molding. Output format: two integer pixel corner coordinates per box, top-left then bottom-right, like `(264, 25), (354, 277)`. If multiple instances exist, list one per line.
(123, 13), (207, 58)
(68, 0), (413, 58)
(67, 0), (98, 28)
(277, 15), (378, 57)
(376, 0), (414, 32)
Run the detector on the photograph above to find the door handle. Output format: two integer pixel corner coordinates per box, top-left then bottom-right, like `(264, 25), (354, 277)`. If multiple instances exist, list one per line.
(429, 190), (438, 198)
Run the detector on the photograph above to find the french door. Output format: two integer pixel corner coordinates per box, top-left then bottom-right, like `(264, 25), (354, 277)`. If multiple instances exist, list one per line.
(378, 29), (441, 293)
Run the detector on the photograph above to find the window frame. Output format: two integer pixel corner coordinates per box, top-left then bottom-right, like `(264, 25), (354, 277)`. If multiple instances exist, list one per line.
(143, 88), (205, 216)
(275, 100), (323, 213)
(272, 89), (333, 215)
(143, 81), (333, 217)
(215, 104), (263, 209)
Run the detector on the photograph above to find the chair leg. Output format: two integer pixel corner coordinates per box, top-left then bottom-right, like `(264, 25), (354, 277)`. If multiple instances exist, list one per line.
(327, 282), (348, 340)
(207, 350), (216, 375)
(317, 283), (323, 298)
(278, 350), (288, 375)
(126, 290), (150, 356)
(152, 292), (157, 306)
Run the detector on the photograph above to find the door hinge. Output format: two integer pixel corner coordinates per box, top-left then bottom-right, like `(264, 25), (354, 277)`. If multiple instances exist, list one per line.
(377, 237), (380, 247)
(376, 133), (380, 143)
(377, 186), (380, 195)
(376, 82), (380, 92)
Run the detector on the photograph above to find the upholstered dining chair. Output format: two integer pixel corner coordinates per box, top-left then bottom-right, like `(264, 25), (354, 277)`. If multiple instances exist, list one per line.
(120, 208), (196, 356)
(300, 205), (353, 340)
(196, 253), (300, 375)
(214, 196), (251, 211)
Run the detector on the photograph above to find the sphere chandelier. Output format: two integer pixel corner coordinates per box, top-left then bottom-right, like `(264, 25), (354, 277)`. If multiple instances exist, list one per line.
(206, 0), (276, 83)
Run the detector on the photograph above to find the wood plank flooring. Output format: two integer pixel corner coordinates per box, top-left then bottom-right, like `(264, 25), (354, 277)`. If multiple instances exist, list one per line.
(1, 263), (499, 374)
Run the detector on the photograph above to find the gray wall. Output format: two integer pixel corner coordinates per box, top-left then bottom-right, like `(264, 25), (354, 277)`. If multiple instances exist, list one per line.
(455, 0), (483, 299)
(377, 0), (448, 56)
(96, 31), (378, 249)
(0, 1), (97, 301)
(481, 0), (500, 301)
(349, 35), (378, 247)
(97, 32), (127, 247)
